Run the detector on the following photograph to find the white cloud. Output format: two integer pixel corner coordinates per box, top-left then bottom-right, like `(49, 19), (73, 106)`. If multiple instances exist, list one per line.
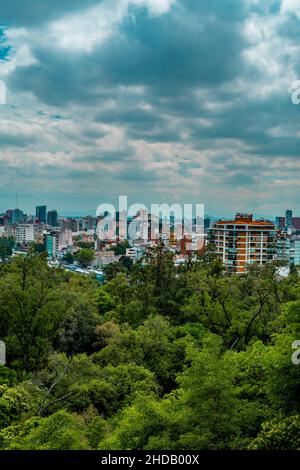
(45, 0), (176, 53)
(281, 0), (300, 16)
(241, 9), (300, 98)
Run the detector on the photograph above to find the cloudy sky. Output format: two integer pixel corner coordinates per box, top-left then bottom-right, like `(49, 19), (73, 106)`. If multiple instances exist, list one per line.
(0, 0), (299, 217)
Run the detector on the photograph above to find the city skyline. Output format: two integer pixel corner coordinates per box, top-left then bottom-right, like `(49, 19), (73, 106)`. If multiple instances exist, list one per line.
(2, 205), (300, 273)
(0, 199), (299, 223)
(1, 191), (300, 219)
(0, 1), (300, 215)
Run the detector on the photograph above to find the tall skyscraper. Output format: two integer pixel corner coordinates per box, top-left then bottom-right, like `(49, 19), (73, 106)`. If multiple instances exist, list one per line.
(285, 210), (293, 229)
(275, 216), (285, 229)
(204, 217), (211, 230)
(36, 205), (47, 223)
(47, 210), (58, 227)
(12, 209), (25, 224)
(208, 213), (276, 273)
(5, 210), (13, 224)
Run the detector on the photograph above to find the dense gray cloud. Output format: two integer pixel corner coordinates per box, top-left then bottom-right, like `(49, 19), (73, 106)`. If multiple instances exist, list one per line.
(0, 0), (299, 216)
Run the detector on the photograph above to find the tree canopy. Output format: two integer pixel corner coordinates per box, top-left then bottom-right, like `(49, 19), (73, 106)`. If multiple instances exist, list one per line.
(0, 249), (299, 450)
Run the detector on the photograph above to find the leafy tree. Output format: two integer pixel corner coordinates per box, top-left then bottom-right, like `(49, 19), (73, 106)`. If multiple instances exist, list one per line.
(0, 254), (66, 370)
(0, 254), (100, 370)
(0, 237), (14, 261)
(104, 262), (128, 281)
(96, 288), (114, 316)
(85, 412), (110, 449)
(109, 242), (130, 256)
(262, 333), (300, 414)
(0, 366), (17, 387)
(75, 249), (94, 268)
(76, 241), (94, 250)
(169, 336), (258, 450)
(136, 242), (179, 319)
(0, 416), (40, 449)
(181, 263), (283, 348)
(35, 353), (159, 417)
(6, 410), (89, 450)
(93, 315), (182, 390)
(31, 242), (47, 254)
(119, 256), (134, 272)
(0, 382), (41, 429)
(99, 335), (261, 450)
(249, 415), (300, 450)
(99, 393), (169, 450)
(55, 288), (100, 355)
(62, 252), (74, 264)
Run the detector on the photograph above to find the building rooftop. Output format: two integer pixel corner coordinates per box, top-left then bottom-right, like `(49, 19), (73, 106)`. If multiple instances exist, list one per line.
(215, 213), (274, 226)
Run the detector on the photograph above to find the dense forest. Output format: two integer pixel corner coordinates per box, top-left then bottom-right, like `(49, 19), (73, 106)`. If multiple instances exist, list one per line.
(0, 245), (299, 450)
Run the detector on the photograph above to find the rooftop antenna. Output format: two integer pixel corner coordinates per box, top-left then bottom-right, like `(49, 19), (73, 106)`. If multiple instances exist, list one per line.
(16, 191), (18, 209)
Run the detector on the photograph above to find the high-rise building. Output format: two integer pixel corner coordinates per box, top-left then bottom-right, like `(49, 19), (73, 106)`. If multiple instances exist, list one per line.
(289, 238), (300, 266)
(82, 216), (96, 231)
(293, 217), (300, 230)
(276, 232), (300, 266)
(276, 213), (300, 230)
(285, 210), (293, 229)
(36, 205), (47, 223)
(58, 229), (73, 251)
(5, 210), (13, 224)
(208, 213), (276, 273)
(46, 234), (59, 258)
(46, 229), (70, 258)
(16, 224), (36, 244)
(204, 217), (211, 230)
(276, 230), (290, 263)
(60, 218), (79, 232)
(115, 211), (127, 240)
(12, 209), (25, 224)
(275, 216), (285, 229)
(47, 210), (58, 227)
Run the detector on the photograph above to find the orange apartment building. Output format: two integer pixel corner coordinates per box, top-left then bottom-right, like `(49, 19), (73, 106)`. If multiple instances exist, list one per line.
(208, 213), (276, 273)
